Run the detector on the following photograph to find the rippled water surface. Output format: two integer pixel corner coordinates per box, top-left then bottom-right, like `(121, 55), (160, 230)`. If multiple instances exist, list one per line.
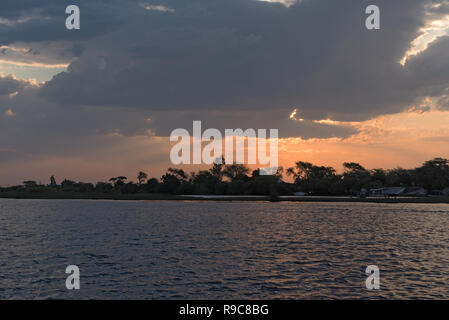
(1, 199), (449, 299)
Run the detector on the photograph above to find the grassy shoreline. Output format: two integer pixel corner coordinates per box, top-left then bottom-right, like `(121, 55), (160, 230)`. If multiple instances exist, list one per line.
(1, 192), (449, 203)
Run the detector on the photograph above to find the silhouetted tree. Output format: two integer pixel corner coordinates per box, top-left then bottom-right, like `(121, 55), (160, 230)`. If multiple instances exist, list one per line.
(342, 162), (371, 194)
(386, 168), (412, 187)
(109, 176), (127, 187)
(287, 161), (339, 195)
(413, 158), (449, 190)
(190, 170), (216, 194)
(76, 182), (94, 193)
(160, 168), (188, 194)
(370, 169), (387, 188)
(144, 178), (160, 193)
(209, 156), (225, 181)
(5, 157), (449, 197)
(222, 164), (250, 182)
(95, 182), (113, 193)
(121, 182), (139, 194)
(137, 171), (148, 185)
(61, 179), (76, 191)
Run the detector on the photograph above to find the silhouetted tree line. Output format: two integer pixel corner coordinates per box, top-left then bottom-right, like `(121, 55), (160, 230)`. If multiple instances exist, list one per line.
(285, 157), (449, 196)
(2, 158), (449, 197)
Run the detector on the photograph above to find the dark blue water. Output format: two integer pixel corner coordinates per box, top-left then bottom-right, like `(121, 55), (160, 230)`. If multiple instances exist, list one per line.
(1, 199), (449, 299)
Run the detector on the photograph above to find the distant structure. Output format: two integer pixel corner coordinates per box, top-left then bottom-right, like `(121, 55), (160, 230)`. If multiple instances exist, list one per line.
(23, 181), (37, 188)
(443, 188), (449, 196)
(403, 187), (427, 196)
(50, 175), (57, 187)
(370, 187), (406, 197)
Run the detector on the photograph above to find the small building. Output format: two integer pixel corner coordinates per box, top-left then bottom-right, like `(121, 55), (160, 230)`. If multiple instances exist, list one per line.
(429, 190), (444, 196)
(370, 187), (406, 197)
(442, 187), (449, 196)
(428, 188), (449, 196)
(404, 187), (427, 196)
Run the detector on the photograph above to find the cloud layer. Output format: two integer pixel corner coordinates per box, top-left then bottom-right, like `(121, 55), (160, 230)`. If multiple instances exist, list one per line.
(1, 0), (449, 184)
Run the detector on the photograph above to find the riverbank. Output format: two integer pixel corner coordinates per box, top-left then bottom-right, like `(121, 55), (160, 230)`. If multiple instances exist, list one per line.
(1, 192), (449, 203)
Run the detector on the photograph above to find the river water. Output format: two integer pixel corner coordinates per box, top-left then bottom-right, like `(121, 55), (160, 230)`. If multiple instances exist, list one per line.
(1, 199), (448, 299)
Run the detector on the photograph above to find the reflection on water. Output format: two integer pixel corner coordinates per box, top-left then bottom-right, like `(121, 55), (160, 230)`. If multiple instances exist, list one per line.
(1, 199), (449, 299)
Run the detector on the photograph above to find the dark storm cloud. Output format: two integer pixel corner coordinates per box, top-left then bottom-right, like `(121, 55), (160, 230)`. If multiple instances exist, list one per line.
(0, 0), (125, 45)
(406, 36), (449, 95)
(0, 74), (28, 95)
(38, 0), (448, 122)
(148, 108), (357, 138)
(1, 0), (449, 143)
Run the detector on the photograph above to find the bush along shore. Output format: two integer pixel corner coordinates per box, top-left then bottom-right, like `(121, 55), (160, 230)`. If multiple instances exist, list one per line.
(2, 158), (449, 203)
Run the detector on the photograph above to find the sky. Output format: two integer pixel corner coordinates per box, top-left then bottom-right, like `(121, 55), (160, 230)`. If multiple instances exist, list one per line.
(1, 0), (449, 185)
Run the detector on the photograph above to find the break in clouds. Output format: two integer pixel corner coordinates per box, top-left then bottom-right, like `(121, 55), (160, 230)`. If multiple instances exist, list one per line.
(1, 0), (449, 160)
